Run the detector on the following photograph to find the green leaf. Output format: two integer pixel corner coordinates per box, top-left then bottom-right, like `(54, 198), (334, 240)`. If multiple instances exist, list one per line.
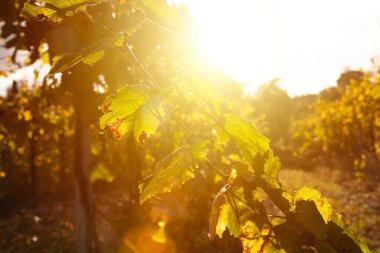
(214, 127), (230, 144)
(262, 186), (294, 215)
(139, 140), (210, 203)
(99, 85), (150, 129)
(273, 222), (315, 252)
(210, 185), (270, 241)
(82, 50), (105, 65)
(49, 25), (142, 74)
(260, 151), (281, 188)
(38, 0), (106, 9)
(99, 85), (169, 144)
(248, 237), (284, 253)
(21, 0), (106, 23)
(326, 212), (371, 253)
(293, 200), (328, 240)
(294, 186), (321, 202)
(241, 216), (283, 253)
(132, 0), (182, 25)
(223, 114), (270, 164)
(132, 104), (159, 142)
(90, 162), (114, 183)
(50, 40), (109, 74)
(293, 187), (332, 223)
(21, 3), (62, 23)
(291, 187), (334, 240)
(215, 200), (241, 238)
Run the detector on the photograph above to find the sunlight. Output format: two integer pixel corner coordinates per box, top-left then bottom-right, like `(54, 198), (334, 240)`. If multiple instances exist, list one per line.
(175, 0), (380, 96)
(0, 1), (378, 251)
(193, 0), (276, 89)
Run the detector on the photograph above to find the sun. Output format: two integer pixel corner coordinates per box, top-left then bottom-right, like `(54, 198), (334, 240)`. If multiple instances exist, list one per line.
(178, 0), (279, 93)
(172, 0), (380, 96)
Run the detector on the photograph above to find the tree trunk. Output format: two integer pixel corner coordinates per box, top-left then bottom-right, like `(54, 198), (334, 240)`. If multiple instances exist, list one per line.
(46, 16), (101, 253)
(58, 132), (67, 193)
(73, 96), (99, 253)
(29, 134), (37, 206)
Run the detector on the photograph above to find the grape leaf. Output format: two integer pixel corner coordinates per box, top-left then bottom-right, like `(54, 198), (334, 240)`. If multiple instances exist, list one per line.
(215, 199), (241, 238)
(132, 104), (159, 143)
(132, 0), (182, 25)
(222, 114), (270, 164)
(294, 186), (321, 202)
(214, 127), (230, 144)
(21, 3), (62, 23)
(49, 32), (124, 74)
(326, 212), (371, 253)
(100, 85), (150, 129)
(139, 140), (210, 203)
(21, 0), (106, 24)
(293, 200), (329, 240)
(100, 84), (165, 144)
(210, 185), (270, 241)
(273, 221), (315, 252)
(38, 0), (106, 9)
(241, 217), (284, 253)
(293, 187), (332, 223)
(254, 151), (281, 188)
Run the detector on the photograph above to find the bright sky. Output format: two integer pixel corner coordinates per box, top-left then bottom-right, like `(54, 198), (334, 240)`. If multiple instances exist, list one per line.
(0, 45), (43, 95)
(1, 1), (380, 96)
(177, 0), (380, 96)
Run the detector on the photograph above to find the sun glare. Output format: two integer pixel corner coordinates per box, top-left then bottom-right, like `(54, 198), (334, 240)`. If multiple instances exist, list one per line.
(177, 0), (380, 96)
(194, 1), (275, 88)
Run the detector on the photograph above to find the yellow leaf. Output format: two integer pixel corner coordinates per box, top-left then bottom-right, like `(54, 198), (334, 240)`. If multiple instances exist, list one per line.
(23, 110), (33, 121)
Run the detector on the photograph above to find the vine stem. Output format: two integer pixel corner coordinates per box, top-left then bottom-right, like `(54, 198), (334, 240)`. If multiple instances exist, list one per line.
(124, 42), (194, 136)
(206, 161), (228, 178)
(267, 214), (286, 219)
(145, 18), (193, 46)
(125, 42), (162, 91)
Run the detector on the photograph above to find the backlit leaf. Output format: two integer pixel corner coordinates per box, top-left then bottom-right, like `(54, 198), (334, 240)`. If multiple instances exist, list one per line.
(82, 50), (105, 65)
(326, 212), (371, 253)
(99, 85), (150, 129)
(214, 127), (230, 144)
(49, 27), (142, 74)
(293, 186), (332, 223)
(21, 0), (106, 23)
(261, 151), (281, 188)
(222, 114), (270, 164)
(38, 0), (107, 9)
(21, 3), (62, 23)
(132, 0), (182, 25)
(99, 85), (168, 144)
(132, 104), (159, 143)
(139, 140), (210, 203)
(293, 200), (328, 240)
(294, 186), (321, 202)
(216, 200), (240, 238)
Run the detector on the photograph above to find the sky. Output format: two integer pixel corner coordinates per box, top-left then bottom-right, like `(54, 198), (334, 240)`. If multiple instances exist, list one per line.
(0, 53), (40, 95)
(1, 1), (380, 96)
(177, 0), (380, 96)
